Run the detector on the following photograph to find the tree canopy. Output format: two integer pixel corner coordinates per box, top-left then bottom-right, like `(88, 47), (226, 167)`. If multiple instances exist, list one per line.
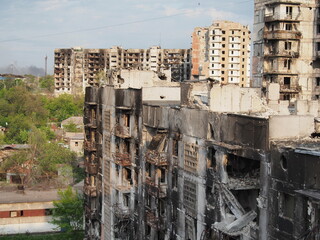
(51, 187), (84, 233)
(0, 79), (83, 144)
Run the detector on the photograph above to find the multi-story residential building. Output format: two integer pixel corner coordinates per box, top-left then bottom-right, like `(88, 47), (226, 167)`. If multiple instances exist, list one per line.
(252, 0), (320, 101)
(83, 70), (320, 240)
(54, 46), (191, 96)
(192, 20), (251, 87)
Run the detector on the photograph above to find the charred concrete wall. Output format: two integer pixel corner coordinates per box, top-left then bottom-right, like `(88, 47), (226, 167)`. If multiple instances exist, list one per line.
(268, 142), (320, 240)
(84, 85), (320, 240)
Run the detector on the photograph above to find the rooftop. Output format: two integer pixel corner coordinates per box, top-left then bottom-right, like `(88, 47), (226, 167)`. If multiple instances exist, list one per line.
(0, 189), (60, 204)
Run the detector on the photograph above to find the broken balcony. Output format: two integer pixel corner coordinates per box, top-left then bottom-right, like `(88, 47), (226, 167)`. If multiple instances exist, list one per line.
(113, 203), (131, 219)
(145, 177), (167, 198)
(114, 124), (131, 138)
(84, 185), (97, 197)
(85, 118), (97, 128)
(84, 141), (97, 152)
(145, 150), (168, 166)
(146, 210), (165, 230)
(85, 162), (99, 175)
(263, 30), (301, 40)
(226, 155), (260, 190)
(264, 13), (301, 22)
(113, 152), (131, 167)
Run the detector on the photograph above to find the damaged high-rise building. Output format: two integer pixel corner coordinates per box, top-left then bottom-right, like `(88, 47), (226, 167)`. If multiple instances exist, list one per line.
(83, 69), (320, 240)
(252, 0), (320, 101)
(191, 21), (251, 87)
(54, 46), (191, 96)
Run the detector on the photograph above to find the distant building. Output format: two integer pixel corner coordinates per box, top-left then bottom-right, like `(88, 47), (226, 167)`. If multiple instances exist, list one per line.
(64, 132), (84, 156)
(54, 46), (191, 96)
(61, 116), (84, 131)
(0, 190), (59, 235)
(252, 0), (320, 101)
(191, 20), (251, 87)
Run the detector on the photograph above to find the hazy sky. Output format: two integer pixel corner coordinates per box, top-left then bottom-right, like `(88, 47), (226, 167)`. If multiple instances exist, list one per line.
(0, 0), (253, 75)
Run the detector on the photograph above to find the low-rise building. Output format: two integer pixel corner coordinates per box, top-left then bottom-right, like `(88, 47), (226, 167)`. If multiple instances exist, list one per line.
(0, 190), (59, 235)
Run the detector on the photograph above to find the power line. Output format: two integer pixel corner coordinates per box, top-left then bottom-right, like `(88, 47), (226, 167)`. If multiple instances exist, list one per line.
(0, 10), (193, 43)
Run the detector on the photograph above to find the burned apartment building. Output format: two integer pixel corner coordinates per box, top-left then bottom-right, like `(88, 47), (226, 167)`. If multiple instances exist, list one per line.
(54, 46), (191, 96)
(252, 0), (320, 101)
(83, 70), (320, 240)
(191, 21), (251, 87)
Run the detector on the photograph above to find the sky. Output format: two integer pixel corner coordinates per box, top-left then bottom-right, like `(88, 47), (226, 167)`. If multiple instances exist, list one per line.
(0, 0), (254, 75)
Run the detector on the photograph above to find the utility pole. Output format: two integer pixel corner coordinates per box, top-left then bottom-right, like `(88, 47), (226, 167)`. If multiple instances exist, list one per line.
(45, 55), (48, 77)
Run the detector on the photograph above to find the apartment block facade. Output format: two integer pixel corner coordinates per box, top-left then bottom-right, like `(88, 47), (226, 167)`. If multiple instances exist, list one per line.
(54, 46), (191, 95)
(252, 0), (320, 101)
(83, 76), (320, 240)
(192, 21), (251, 87)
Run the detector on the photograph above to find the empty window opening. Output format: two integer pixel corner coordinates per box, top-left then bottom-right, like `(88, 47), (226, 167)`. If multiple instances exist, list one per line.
(208, 147), (216, 170)
(279, 192), (295, 220)
(285, 24), (292, 31)
(231, 189), (259, 213)
(160, 168), (166, 183)
(226, 154), (260, 178)
(284, 77), (291, 87)
(280, 155), (288, 171)
(284, 59), (291, 70)
(123, 193), (130, 207)
(285, 41), (292, 50)
(286, 6), (293, 16)
(316, 77), (320, 86)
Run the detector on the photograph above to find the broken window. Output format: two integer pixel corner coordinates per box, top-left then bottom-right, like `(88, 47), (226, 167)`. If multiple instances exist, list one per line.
(279, 192), (295, 220)
(317, 43), (320, 51)
(316, 77), (320, 86)
(317, 25), (320, 34)
(285, 23), (292, 31)
(123, 168), (132, 185)
(160, 168), (166, 183)
(123, 193), (130, 207)
(284, 59), (291, 70)
(286, 6), (293, 16)
(159, 199), (166, 215)
(226, 154), (260, 178)
(285, 41), (292, 50)
(208, 147), (216, 170)
(284, 77), (291, 87)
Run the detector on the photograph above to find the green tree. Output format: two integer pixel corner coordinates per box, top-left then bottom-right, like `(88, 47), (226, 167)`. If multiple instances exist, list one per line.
(39, 75), (54, 92)
(45, 94), (83, 122)
(51, 187), (84, 233)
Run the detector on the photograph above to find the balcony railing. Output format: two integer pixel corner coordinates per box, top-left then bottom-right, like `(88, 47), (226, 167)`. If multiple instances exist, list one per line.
(113, 152), (131, 166)
(264, 50), (299, 58)
(84, 185), (97, 197)
(85, 119), (97, 128)
(114, 124), (130, 138)
(263, 30), (302, 40)
(145, 177), (167, 198)
(113, 203), (131, 219)
(146, 210), (165, 230)
(84, 141), (97, 151)
(145, 150), (168, 166)
(85, 163), (98, 175)
(265, 13), (300, 22)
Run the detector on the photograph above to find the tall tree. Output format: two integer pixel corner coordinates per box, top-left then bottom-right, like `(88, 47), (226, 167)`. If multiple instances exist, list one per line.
(51, 187), (84, 233)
